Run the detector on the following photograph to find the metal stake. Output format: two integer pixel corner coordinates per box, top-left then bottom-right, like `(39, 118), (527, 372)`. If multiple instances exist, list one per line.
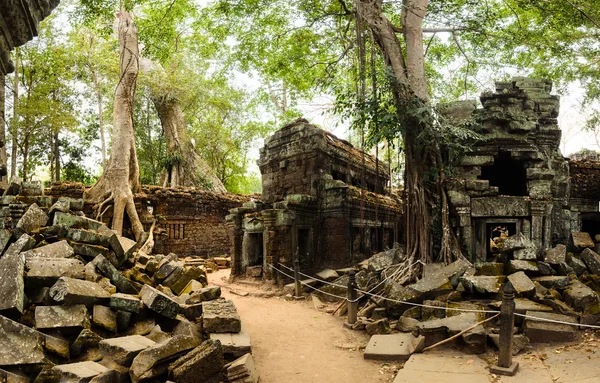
(347, 270), (357, 325)
(490, 281), (519, 376)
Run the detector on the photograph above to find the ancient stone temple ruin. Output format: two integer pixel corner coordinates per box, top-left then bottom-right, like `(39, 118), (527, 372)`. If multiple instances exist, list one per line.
(226, 119), (403, 280)
(445, 78), (570, 262)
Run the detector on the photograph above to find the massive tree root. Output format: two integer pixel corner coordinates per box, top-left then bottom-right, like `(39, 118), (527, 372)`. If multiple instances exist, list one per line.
(84, 10), (144, 241)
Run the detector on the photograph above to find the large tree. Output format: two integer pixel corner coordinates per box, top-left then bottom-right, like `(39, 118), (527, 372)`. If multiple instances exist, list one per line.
(84, 11), (144, 240)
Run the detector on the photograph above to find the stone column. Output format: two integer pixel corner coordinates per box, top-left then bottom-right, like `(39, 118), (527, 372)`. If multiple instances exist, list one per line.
(0, 74), (6, 187)
(530, 202), (545, 256)
(456, 207), (473, 260)
(262, 212), (277, 281)
(225, 212), (243, 277)
(542, 203), (553, 252)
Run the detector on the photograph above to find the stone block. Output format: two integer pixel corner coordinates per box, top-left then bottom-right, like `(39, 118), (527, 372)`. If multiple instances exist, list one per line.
(16, 203), (48, 234)
(92, 255), (140, 294)
(140, 284), (181, 319)
(0, 228), (12, 254)
(507, 260), (539, 274)
(35, 305), (90, 331)
(66, 229), (125, 266)
(71, 329), (104, 357)
(364, 333), (422, 361)
(531, 276), (569, 290)
(168, 266), (205, 296)
(523, 311), (577, 342)
(227, 353), (259, 383)
(488, 333), (530, 356)
(129, 335), (200, 382)
(147, 325), (171, 343)
(536, 261), (555, 276)
(116, 310), (132, 331)
(571, 232), (595, 252)
(53, 211), (103, 231)
(154, 260), (182, 283)
(43, 332), (70, 358)
(581, 248), (600, 275)
(25, 257), (85, 287)
(507, 271), (535, 297)
(544, 244), (566, 264)
(365, 319), (391, 335)
(474, 262), (503, 276)
(315, 268), (339, 281)
(179, 279), (204, 295)
(3, 233), (35, 259)
(50, 361), (108, 382)
(0, 253), (25, 315)
(99, 335), (156, 366)
(0, 315), (45, 365)
(408, 277), (454, 300)
(202, 299), (241, 333)
(71, 242), (113, 260)
(367, 248), (398, 273)
(93, 305), (117, 333)
(186, 286), (222, 304)
(564, 280), (600, 313)
(23, 240), (74, 258)
(209, 331), (252, 358)
(416, 313), (487, 354)
(110, 293), (141, 313)
(514, 246), (538, 261)
(0, 368), (30, 383)
(459, 276), (505, 294)
(168, 339), (224, 383)
(569, 256), (588, 275)
(49, 277), (110, 305)
(502, 233), (530, 252)
(557, 261), (574, 276)
(20, 181), (43, 196)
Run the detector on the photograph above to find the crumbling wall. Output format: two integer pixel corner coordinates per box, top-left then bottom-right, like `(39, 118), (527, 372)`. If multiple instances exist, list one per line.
(47, 183), (253, 259)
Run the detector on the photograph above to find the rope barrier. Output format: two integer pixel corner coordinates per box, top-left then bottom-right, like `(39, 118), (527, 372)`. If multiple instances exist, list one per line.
(268, 263), (349, 301)
(514, 312), (600, 330)
(277, 262), (348, 289)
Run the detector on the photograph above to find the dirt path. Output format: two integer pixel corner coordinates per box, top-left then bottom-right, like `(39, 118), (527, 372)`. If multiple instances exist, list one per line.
(208, 269), (397, 383)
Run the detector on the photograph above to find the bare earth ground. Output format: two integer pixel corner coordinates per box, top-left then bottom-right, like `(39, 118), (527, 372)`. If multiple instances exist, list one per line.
(208, 269), (397, 383)
(209, 269), (600, 383)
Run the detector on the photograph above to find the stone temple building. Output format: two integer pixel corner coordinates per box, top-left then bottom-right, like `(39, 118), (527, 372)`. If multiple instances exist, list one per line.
(226, 119), (403, 280)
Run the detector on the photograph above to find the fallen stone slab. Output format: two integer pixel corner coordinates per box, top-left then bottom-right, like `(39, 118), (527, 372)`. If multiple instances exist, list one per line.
(459, 276), (505, 294)
(129, 335), (200, 382)
(140, 284), (181, 319)
(202, 299), (242, 333)
(92, 255), (140, 294)
(43, 331), (71, 359)
(49, 277), (111, 305)
(25, 257), (85, 287)
(23, 240), (74, 259)
(71, 329), (104, 357)
(569, 256), (588, 276)
(168, 339), (224, 383)
(416, 313), (487, 354)
(0, 368), (29, 383)
(544, 244), (567, 265)
(426, 258), (472, 288)
(507, 260), (539, 274)
(367, 248), (398, 273)
(0, 315), (45, 365)
(316, 268), (340, 281)
(110, 293), (141, 313)
(71, 242), (113, 260)
(507, 271), (535, 297)
(571, 232), (595, 252)
(16, 203), (48, 234)
(209, 331), (252, 358)
(0, 253), (25, 315)
(166, 266), (204, 296)
(523, 311), (577, 342)
(488, 333), (530, 356)
(179, 279), (205, 296)
(66, 228), (125, 266)
(564, 279), (600, 314)
(99, 335), (156, 367)
(474, 262), (503, 276)
(3, 233), (35, 259)
(514, 246), (538, 261)
(537, 261), (555, 276)
(227, 353), (259, 383)
(489, 298), (553, 317)
(502, 233), (530, 252)
(154, 260), (183, 283)
(50, 361), (108, 382)
(0, 229), (12, 254)
(35, 304), (90, 331)
(532, 276), (569, 290)
(93, 305), (117, 333)
(364, 333), (423, 361)
(580, 248), (600, 275)
(408, 276), (454, 300)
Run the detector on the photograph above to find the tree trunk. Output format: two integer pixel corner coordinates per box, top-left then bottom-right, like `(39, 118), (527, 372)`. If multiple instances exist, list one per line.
(151, 95), (227, 192)
(358, 0), (449, 265)
(54, 131), (60, 182)
(0, 74), (7, 188)
(11, 50), (18, 179)
(84, 10), (144, 241)
(90, 65), (107, 169)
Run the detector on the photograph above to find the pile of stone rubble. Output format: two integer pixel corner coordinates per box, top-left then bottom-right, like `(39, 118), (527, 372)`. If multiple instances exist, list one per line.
(0, 180), (257, 383)
(307, 232), (600, 359)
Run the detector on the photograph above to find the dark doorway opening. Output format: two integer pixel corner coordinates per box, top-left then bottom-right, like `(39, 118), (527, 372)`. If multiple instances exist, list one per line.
(581, 213), (600, 240)
(480, 151), (528, 196)
(486, 222), (517, 258)
(298, 228), (311, 266)
(247, 233), (264, 267)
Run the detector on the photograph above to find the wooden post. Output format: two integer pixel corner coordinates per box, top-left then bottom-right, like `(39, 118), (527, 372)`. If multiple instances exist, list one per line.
(347, 270), (358, 325)
(490, 281), (519, 376)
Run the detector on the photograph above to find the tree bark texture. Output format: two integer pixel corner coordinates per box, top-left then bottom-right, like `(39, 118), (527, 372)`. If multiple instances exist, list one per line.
(84, 10), (144, 241)
(0, 74), (7, 187)
(152, 95), (227, 192)
(358, 0), (453, 265)
(11, 50), (18, 179)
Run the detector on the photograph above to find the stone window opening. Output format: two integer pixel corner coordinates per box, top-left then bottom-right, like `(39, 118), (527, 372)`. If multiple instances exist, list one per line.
(480, 151), (528, 196)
